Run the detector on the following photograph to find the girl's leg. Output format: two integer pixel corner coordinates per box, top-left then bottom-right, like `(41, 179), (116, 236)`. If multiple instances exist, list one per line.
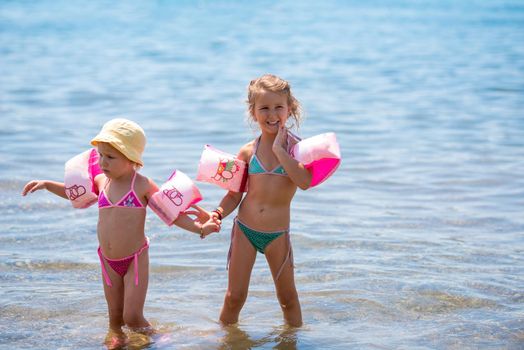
(265, 234), (302, 327)
(101, 259), (125, 333)
(122, 249), (151, 331)
(219, 223), (257, 325)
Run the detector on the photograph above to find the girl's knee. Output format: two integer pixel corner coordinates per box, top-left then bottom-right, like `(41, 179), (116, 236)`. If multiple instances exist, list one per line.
(224, 289), (248, 310)
(277, 289), (300, 309)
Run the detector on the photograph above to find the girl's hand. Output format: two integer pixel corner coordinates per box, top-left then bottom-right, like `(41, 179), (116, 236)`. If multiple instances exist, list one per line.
(209, 210), (222, 225)
(272, 124), (288, 155)
(185, 205), (214, 224)
(22, 180), (47, 196)
(200, 218), (221, 238)
(185, 205), (222, 239)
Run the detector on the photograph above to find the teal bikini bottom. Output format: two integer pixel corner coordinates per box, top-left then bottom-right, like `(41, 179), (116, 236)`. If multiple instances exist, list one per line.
(228, 217), (293, 280)
(236, 219), (286, 253)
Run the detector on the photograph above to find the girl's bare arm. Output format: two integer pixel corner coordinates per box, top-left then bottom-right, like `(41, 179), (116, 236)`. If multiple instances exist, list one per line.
(22, 180), (68, 199)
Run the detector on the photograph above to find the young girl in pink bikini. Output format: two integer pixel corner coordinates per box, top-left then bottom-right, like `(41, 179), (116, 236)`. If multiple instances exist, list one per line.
(22, 118), (219, 339)
(210, 74), (311, 327)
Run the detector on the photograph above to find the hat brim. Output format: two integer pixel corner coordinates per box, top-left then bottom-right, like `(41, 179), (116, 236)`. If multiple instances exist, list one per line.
(91, 135), (143, 166)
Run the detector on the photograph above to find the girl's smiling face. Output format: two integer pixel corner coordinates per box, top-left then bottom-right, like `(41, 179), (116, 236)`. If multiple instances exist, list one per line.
(252, 90), (290, 134)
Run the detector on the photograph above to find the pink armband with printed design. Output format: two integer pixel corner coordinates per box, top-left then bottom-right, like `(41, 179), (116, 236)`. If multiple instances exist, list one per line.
(149, 170), (203, 226)
(64, 148), (102, 208)
(196, 145), (248, 192)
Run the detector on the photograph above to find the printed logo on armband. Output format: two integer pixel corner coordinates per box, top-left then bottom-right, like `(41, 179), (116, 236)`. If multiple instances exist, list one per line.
(212, 159), (241, 183)
(65, 185), (87, 200)
(163, 187), (184, 206)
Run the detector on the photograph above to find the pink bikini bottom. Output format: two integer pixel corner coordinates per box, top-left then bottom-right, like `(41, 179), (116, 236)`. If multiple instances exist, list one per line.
(97, 237), (150, 287)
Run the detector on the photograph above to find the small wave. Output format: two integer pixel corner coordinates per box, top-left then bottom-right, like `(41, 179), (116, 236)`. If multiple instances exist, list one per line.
(150, 265), (218, 274)
(396, 290), (499, 315)
(4, 259), (94, 271)
(485, 86), (524, 94)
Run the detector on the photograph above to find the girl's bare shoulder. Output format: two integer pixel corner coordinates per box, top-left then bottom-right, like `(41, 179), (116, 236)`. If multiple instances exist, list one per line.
(93, 173), (107, 190)
(135, 172), (158, 199)
(237, 139), (256, 163)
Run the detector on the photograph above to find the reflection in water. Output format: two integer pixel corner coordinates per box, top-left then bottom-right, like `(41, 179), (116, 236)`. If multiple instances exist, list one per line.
(218, 324), (298, 350)
(104, 329), (127, 350)
(104, 327), (155, 350)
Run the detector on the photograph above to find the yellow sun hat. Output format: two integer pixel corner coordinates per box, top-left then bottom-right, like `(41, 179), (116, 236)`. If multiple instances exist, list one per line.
(90, 118), (146, 166)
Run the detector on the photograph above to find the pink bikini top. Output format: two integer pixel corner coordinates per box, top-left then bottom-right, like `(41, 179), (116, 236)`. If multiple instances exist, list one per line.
(98, 172), (146, 209)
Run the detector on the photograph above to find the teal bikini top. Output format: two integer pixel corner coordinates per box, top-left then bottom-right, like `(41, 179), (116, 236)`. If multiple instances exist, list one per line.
(248, 137), (288, 176)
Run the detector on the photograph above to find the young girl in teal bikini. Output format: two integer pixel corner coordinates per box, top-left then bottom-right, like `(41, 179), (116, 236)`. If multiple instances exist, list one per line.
(22, 119), (219, 343)
(210, 74), (312, 327)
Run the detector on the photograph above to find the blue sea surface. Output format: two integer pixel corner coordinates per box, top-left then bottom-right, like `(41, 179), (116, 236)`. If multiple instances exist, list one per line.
(1, 1), (523, 349)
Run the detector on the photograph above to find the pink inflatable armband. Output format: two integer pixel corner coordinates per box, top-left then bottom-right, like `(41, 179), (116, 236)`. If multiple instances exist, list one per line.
(149, 170), (203, 226)
(64, 148), (102, 208)
(291, 132), (341, 187)
(196, 145), (248, 192)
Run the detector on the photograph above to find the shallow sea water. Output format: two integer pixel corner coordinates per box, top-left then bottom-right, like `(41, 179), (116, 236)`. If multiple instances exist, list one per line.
(1, 1), (523, 349)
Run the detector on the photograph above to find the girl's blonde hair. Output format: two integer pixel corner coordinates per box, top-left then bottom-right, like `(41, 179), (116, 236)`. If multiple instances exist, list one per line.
(246, 74), (303, 129)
